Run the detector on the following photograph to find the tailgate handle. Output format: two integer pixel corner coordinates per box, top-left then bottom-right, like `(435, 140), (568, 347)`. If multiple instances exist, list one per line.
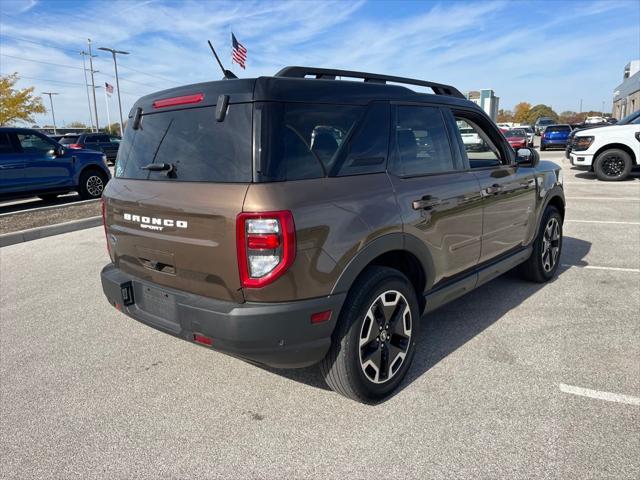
(139, 258), (175, 275)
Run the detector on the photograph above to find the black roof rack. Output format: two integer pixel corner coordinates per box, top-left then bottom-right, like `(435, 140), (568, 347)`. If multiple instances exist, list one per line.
(275, 66), (465, 99)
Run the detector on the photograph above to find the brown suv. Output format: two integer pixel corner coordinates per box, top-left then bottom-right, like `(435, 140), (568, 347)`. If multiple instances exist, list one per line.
(101, 67), (565, 403)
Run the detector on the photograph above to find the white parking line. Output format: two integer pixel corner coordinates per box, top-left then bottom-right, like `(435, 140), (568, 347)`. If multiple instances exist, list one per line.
(563, 182), (640, 186)
(561, 264), (640, 273)
(559, 384), (640, 406)
(565, 197), (640, 201)
(564, 220), (640, 225)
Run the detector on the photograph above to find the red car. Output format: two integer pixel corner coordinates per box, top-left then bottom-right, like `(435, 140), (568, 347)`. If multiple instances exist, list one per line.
(504, 128), (528, 150)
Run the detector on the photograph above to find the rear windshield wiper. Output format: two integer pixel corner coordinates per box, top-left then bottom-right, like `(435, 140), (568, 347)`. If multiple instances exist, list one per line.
(141, 162), (176, 177)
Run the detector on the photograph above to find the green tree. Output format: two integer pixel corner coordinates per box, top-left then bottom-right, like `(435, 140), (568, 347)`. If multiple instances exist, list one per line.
(525, 104), (558, 125)
(105, 122), (121, 135)
(513, 102), (532, 123)
(0, 73), (46, 125)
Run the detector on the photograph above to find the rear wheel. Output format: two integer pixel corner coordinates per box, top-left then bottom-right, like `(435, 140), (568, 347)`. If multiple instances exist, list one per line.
(320, 266), (420, 403)
(594, 149), (632, 181)
(520, 206), (563, 283)
(78, 169), (107, 199)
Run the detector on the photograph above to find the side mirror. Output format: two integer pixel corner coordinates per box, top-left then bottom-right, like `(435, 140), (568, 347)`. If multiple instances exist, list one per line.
(516, 147), (539, 167)
(52, 145), (65, 157)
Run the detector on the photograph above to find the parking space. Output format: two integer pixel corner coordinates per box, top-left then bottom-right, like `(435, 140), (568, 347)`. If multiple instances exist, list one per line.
(1, 151), (638, 479)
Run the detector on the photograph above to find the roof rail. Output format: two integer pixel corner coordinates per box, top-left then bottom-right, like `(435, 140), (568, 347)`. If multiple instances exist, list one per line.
(275, 66), (465, 99)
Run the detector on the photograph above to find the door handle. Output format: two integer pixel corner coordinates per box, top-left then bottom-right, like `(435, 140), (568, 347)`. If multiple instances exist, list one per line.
(485, 184), (503, 195)
(412, 196), (441, 210)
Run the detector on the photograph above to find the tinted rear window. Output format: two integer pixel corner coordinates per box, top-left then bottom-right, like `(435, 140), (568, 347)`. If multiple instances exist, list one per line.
(59, 136), (79, 144)
(547, 125), (570, 132)
(115, 104), (252, 182)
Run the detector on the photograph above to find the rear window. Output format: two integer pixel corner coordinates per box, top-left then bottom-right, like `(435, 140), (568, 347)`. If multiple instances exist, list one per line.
(547, 125), (570, 132)
(115, 104), (252, 182)
(505, 129), (526, 137)
(59, 136), (79, 144)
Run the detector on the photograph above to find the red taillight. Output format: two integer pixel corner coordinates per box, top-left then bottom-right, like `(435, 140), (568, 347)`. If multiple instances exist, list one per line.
(193, 333), (213, 346)
(311, 310), (332, 324)
(101, 197), (110, 257)
(67, 143), (82, 149)
(236, 211), (296, 288)
(152, 93), (204, 109)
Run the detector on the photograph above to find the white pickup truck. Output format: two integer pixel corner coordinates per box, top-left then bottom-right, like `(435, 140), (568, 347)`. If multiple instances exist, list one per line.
(570, 111), (640, 181)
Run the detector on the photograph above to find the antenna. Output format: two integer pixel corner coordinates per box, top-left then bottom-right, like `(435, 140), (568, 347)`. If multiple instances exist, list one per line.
(207, 40), (237, 79)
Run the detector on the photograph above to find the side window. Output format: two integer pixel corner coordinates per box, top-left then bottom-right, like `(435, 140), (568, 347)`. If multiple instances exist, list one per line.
(451, 115), (504, 168)
(336, 103), (389, 176)
(16, 133), (55, 154)
(391, 106), (454, 176)
(0, 133), (16, 154)
(97, 135), (110, 142)
(84, 135), (98, 143)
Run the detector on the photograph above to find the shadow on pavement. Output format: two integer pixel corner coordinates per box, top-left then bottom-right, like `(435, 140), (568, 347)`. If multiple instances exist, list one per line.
(571, 169), (640, 182)
(0, 193), (83, 215)
(259, 236), (592, 398)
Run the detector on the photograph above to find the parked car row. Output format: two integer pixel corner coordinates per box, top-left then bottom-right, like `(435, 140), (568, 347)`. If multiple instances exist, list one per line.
(0, 128), (111, 201)
(58, 133), (121, 164)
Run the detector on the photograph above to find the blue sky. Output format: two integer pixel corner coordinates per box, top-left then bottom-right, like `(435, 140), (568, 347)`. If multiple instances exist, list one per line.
(1, 0), (639, 126)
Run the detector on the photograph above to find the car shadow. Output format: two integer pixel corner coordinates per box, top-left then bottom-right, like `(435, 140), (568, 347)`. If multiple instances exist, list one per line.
(257, 235), (592, 399)
(0, 193), (83, 215)
(571, 169), (640, 181)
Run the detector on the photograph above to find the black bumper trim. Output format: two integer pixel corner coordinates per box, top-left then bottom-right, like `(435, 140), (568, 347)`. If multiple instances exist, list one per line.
(101, 264), (346, 368)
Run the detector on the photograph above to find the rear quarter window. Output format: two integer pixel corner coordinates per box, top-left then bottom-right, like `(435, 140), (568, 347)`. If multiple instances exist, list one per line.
(115, 104), (252, 183)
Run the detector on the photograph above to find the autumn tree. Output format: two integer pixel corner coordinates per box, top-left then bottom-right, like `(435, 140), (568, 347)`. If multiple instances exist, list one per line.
(525, 104), (558, 125)
(67, 121), (88, 129)
(497, 109), (514, 123)
(513, 102), (531, 123)
(0, 73), (46, 125)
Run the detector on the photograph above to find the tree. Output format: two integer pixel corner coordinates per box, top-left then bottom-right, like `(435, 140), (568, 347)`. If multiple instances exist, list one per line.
(513, 102), (531, 123)
(67, 121), (88, 129)
(0, 73), (46, 125)
(105, 122), (121, 135)
(559, 111), (582, 124)
(497, 109), (514, 123)
(525, 104), (558, 125)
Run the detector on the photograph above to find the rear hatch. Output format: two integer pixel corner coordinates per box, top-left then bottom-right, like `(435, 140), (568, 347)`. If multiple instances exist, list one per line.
(544, 126), (570, 141)
(104, 80), (255, 303)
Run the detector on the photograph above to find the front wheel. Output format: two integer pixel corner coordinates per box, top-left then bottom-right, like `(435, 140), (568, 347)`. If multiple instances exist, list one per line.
(320, 266), (420, 403)
(520, 206), (563, 283)
(78, 170), (107, 199)
(594, 149), (632, 181)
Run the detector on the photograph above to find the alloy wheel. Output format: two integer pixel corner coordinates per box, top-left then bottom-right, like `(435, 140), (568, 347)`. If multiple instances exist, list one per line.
(86, 175), (104, 197)
(359, 290), (412, 384)
(601, 154), (626, 178)
(541, 217), (561, 272)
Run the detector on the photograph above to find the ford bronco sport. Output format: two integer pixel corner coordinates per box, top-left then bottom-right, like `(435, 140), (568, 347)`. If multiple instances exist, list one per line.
(100, 67), (565, 403)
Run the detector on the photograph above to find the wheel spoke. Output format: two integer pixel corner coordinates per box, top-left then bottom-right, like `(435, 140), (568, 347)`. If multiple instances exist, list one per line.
(359, 312), (379, 347)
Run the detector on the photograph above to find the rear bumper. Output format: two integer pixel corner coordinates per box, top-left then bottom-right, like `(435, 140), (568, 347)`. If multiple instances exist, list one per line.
(101, 264), (345, 368)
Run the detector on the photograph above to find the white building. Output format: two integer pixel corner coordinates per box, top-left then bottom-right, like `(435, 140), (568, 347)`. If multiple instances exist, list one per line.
(466, 89), (500, 121)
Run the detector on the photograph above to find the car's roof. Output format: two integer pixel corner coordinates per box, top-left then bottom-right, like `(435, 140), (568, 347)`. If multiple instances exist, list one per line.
(132, 74), (480, 114)
(0, 127), (42, 133)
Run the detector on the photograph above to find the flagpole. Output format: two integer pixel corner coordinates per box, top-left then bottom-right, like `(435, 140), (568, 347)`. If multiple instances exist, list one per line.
(104, 87), (112, 135)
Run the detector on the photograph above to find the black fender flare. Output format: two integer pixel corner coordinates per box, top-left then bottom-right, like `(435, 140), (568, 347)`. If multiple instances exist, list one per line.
(331, 232), (436, 295)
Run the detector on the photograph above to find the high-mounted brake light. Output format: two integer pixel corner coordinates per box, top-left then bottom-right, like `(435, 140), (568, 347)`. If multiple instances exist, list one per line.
(236, 211), (296, 288)
(152, 93), (204, 109)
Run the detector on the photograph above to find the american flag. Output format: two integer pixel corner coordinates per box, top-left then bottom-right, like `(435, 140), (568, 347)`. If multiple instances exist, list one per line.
(105, 82), (114, 96)
(231, 33), (247, 69)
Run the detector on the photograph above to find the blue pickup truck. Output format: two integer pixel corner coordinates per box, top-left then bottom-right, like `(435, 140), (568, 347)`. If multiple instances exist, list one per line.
(0, 127), (111, 201)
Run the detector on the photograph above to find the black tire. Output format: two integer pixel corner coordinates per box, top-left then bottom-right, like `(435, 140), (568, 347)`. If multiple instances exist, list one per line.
(520, 206), (563, 283)
(38, 194), (58, 202)
(78, 169), (107, 199)
(320, 266), (420, 403)
(593, 149), (632, 181)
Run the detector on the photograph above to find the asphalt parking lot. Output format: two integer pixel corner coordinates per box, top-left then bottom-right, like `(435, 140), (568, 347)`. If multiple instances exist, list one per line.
(1, 145), (638, 479)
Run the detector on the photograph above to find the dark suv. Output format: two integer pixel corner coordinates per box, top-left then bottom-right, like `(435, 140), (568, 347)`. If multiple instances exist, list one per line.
(100, 67), (565, 403)
(60, 132), (120, 164)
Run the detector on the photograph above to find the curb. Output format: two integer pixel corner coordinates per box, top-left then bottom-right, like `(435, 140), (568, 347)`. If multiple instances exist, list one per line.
(0, 216), (102, 248)
(0, 198), (99, 218)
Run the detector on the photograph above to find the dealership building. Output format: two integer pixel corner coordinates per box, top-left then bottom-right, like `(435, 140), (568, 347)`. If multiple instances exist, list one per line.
(466, 89), (499, 121)
(613, 60), (640, 119)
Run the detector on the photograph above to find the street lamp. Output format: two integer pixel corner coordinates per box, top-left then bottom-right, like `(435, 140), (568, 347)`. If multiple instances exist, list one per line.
(98, 47), (129, 137)
(42, 92), (59, 135)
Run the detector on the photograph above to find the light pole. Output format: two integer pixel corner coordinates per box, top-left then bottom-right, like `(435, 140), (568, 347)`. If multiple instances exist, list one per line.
(99, 47), (129, 137)
(80, 51), (96, 131)
(87, 39), (100, 130)
(42, 92), (59, 134)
